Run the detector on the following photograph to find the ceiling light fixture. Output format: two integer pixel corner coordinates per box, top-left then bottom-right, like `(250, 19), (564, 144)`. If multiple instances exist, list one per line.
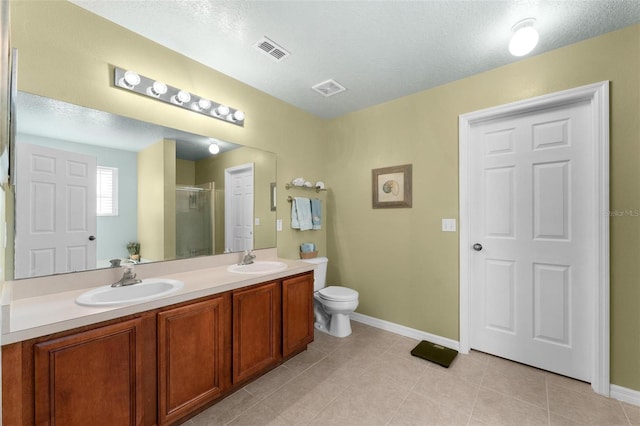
(208, 142), (220, 155)
(113, 67), (245, 127)
(509, 18), (539, 57)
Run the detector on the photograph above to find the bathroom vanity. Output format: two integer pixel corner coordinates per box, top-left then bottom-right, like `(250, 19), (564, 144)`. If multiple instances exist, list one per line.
(1, 254), (315, 425)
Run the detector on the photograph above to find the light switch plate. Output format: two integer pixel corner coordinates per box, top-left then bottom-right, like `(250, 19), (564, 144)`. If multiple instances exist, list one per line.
(276, 219), (283, 231)
(442, 218), (457, 232)
(255, 217), (261, 226)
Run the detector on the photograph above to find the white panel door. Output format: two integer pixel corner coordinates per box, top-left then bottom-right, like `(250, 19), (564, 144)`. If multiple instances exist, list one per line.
(225, 163), (254, 252)
(469, 100), (592, 381)
(15, 144), (97, 278)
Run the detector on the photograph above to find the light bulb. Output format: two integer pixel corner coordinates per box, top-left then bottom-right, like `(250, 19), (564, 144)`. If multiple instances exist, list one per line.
(196, 98), (211, 111)
(232, 110), (245, 121)
(509, 20), (539, 57)
(208, 143), (220, 154)
(120, 70), (140, 88)
(146, 81), (167, 97)
(171, 90), (191, 105)
(213, 104), (230, 117)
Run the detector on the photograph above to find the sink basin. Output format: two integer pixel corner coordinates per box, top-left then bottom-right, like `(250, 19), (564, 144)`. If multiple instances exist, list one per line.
(76, 278), (184, 307)
(227, 261), (288, 274)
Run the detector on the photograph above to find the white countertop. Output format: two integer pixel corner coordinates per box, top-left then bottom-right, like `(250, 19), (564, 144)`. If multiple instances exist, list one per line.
(1, 252), (315, 345)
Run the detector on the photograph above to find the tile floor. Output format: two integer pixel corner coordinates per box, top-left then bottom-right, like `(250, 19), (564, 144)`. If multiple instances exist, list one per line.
(182, 321), (639, 426)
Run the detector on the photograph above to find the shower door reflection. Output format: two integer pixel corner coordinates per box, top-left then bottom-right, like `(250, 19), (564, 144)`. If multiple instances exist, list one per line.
(176, 185), (214, 258)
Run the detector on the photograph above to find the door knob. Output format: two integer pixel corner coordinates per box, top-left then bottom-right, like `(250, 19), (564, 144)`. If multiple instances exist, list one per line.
(473, 243), (483, 251)
(89, 235), (96, 241)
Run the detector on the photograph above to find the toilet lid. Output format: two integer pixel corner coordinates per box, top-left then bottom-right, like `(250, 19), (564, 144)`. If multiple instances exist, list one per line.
(318, 286), (359, 302)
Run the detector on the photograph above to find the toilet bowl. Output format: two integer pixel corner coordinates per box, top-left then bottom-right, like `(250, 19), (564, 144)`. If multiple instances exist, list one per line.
(299, 257), (359, 338)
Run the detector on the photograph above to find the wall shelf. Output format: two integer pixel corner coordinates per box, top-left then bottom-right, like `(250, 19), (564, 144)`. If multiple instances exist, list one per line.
(285, 182), (327, 193)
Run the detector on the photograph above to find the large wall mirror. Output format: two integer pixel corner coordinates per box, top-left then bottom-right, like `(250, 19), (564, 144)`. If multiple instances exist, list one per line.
(9, 91), (276, 279)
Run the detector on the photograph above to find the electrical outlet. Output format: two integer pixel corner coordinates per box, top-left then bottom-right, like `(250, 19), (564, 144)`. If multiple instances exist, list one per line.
(276, 219), (283, 231)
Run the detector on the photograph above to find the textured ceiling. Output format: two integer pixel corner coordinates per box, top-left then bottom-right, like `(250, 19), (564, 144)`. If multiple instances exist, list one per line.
(68, 1), (640, 119)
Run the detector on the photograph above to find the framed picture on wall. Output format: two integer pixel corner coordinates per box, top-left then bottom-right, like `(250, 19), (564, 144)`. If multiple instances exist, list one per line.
(372, 164), (412, 208)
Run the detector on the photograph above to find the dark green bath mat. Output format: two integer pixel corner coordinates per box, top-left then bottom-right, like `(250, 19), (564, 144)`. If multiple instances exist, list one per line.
(410, 340), (458, 368)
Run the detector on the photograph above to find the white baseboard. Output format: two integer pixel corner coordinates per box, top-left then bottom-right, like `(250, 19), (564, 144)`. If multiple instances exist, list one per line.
(350, 312), (460, 351)
(611, 384), (640, 407)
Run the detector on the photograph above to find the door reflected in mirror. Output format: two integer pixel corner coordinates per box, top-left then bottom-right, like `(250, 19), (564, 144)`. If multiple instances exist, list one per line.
(10, 91), (276, 279)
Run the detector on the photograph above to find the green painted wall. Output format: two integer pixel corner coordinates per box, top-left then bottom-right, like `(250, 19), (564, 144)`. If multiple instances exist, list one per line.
(326, 24), (640, 391)
(137, 139), (176, 262)
(9, 1), (640, 392)
(195, 146), (277, 253)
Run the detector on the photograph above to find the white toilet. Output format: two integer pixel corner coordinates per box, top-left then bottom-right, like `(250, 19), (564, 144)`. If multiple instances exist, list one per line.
(300, 257), (359, 338)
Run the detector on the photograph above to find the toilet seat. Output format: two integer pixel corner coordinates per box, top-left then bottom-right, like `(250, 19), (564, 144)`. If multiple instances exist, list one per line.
(317, 286), (359, 302)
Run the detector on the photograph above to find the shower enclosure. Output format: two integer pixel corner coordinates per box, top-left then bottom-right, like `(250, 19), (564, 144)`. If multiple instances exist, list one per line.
(175, 185), (214, 258)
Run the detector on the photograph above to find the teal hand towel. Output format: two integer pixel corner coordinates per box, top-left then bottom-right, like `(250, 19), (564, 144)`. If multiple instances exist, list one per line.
(311, 198), (322, 230)
(300, 243), (315, 253)
(291, 198), (300, 229)
(295, 197), (313, 231)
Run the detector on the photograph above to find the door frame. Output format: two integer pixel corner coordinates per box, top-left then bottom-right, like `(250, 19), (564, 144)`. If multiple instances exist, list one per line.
(458, 81), (610, 395)
(224, 163), (254, 252)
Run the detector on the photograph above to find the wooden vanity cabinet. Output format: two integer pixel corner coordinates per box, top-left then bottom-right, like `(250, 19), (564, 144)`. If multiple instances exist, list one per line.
(27, 316), (151, 426)
(232, 281), (281, 384)
(157, 293), (231, 425)
(2, 312), (156, 426)
(282, 273), (315, 357)
(2, 271), (314, 426)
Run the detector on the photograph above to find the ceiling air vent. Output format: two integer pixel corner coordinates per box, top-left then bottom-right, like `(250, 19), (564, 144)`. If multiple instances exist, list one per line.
(312, 79), (346, 97)
(254, 36), (290, 62)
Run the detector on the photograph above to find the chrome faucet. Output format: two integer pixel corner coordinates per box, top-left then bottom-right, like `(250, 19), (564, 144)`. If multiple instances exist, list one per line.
(111, 265), (142, 287)
(239, 250), (256, 265)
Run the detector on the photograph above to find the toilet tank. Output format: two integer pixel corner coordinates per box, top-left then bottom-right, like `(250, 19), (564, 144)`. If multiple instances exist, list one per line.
(299, 256), (328, 292)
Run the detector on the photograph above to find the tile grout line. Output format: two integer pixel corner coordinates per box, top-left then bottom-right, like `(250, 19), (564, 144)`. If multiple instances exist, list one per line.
(466, 356), (490, 426)
(545, 374), (551, 426)
(221, 389), (263, 426)
(384, 363), (430, 425)
(620, 400), (633, 425)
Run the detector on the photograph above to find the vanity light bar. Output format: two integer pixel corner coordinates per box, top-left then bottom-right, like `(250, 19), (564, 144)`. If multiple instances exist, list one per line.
(113, 67), (245, 127)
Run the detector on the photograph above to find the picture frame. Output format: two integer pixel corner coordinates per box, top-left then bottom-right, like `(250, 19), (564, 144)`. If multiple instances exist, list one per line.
(372, 164), (412, 208)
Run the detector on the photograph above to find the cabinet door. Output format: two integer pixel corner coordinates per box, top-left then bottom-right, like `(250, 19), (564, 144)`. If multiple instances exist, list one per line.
(232, 281), (281, 383)
(282, 273), (314, 357)
(157, 295), (229, 425)
(34, 318), (144, 426)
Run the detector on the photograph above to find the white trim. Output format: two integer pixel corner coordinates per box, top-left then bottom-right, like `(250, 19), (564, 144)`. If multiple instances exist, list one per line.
(611, 385), (640, 407)
(458, 81), (610, 396)
(350, 312), (460, 351)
